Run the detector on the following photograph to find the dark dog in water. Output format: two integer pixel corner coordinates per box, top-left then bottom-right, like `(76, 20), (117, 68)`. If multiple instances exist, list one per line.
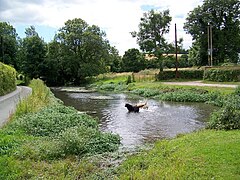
(125, 102), (147, 113)
(125, 103), (140, 112)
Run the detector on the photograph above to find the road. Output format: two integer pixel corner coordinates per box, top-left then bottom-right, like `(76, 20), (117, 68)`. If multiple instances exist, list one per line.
(163, 81), (238, 88)
(0, 86), (32, 127)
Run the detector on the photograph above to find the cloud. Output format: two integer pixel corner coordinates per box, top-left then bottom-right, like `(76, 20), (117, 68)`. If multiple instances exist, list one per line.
(0, 0), (203, 55)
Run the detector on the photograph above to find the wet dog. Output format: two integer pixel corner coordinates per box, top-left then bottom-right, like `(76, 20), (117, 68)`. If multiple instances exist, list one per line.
(125, 102), (148, 113)
(125, 103), (140, 112)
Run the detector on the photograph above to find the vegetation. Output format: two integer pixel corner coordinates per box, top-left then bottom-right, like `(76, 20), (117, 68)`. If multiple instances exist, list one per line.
(131, 9), (172, 71)
(0, 22), (18, 68)
(121, 48), (146, 72)
(157, 68), (204, 80)
(184, 0), (240, 65)
(204, 66), (240, 82)
(0, 62), (16, 96)
(0, 79), (120, 179)
(18, 26), (47, 79)
(117, 130), (240, 179)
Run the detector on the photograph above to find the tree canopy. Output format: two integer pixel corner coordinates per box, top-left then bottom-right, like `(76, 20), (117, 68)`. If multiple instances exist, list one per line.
(46, 18), (112, 85)
(184, 0), (240, 65)
(131, 9), (172, 71)
(121, 48), (146, 72)
(0, 22), (18, 67)
(18, 26), (47, 79)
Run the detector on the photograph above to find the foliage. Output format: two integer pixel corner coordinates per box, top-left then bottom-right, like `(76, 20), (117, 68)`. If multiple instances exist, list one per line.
(121, 48), (146, 72)
(13, 79), (54, 117)
(207, 94), (240, 130)
(184, 0), (240, 65)
(0, 22), (18, 68)
(131, 9), (172, 71)
(203, 67), (240, 82)
(45, 18), (112, 85)
(0, 79), (120, 179)
(18, 26), (47, 79)
(0, 62), (16, 96)
(116, 130), (240, 179)
(157, 69), (204, 80)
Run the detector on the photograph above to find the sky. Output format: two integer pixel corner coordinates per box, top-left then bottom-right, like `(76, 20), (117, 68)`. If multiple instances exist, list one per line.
(0, 0), (203, 55)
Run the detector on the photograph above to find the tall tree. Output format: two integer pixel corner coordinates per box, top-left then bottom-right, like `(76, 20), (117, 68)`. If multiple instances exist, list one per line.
(184, 0), (240, 65)
(54, 18), (111, 84)
(131, 9), (172, 71)
(19, 26), (47, 79)
(0, 22), (18, 68)
(121, 48), (146, 72)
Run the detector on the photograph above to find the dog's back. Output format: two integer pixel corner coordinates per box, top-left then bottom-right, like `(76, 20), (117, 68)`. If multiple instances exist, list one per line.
(125, 103), (139, 112)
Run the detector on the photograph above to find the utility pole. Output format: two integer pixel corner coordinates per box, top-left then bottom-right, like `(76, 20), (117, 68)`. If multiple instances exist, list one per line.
(207, 24), (213, 66)
(210, 25), (213, 66)
(175, 23), (179, 78)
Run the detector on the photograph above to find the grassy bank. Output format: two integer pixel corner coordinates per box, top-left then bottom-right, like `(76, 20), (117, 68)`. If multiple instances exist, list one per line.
(117, 130), (240, 179)
(0, 79), (120, 179)
(90, 73), (240, 179)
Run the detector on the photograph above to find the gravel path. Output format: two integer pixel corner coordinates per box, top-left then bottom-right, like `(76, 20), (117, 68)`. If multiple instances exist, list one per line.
(0, 86), (32, 127)
(163, 81), (238, 88)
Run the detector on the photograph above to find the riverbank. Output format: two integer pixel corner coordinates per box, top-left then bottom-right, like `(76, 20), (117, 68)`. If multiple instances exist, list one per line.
(1, 78), (239, 179)
(0, 79), (120, 179)
(89, 76), (240, 179)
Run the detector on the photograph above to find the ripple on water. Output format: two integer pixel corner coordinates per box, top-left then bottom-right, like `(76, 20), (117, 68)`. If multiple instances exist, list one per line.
(52, 90), (216, 149)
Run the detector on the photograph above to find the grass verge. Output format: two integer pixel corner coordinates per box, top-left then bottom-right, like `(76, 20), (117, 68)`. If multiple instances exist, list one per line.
(117, 130), (240, 179)
(0, 79), (120, 179)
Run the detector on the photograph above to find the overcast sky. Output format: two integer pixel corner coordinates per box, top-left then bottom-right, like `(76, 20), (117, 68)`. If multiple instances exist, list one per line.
(0, 0), (203, 55)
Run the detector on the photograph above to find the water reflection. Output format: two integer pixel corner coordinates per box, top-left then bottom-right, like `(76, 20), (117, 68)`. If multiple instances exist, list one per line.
(52, 90), (215, 148)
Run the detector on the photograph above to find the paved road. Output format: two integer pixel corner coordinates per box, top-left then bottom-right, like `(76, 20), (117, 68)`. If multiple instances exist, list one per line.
(0, 86), (32, 127)
(163, 81), (238, 88)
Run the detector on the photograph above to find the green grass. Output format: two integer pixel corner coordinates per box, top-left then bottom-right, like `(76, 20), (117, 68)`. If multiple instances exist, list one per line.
(0, 79), (120, 179)
(117, 130), (240, 179)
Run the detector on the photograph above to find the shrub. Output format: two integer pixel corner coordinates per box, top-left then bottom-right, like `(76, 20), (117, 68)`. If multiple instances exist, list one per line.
(203, 67), (240, 82)
(0, 62), (16, 96)
(11, 105), (98, 137)
(207, 95), (240, 130)
(157, 69), (204, 80)
(59, 126), (120, 156)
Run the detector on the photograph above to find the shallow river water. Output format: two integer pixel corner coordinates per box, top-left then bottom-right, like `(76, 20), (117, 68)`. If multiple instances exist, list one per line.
(52, 89), (216, 149)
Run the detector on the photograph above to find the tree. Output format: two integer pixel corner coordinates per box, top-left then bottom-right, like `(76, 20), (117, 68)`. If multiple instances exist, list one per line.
(121, 48), (146, 72)
(19, 26), (47, 79)
(184, 0), (240, 65)
(108, 46), (122, 73)
(0, 22), (18, 68)
(131, 9), (172, 71)
(54, 18), (111, 84)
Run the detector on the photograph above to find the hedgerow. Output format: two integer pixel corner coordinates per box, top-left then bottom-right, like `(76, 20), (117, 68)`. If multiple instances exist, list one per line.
(157, 69), (204, 80)
(0, 62), (16, 96)
(203, 67), (240, 82)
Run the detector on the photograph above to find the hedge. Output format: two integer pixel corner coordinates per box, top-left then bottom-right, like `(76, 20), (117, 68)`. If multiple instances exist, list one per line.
(157, 69), (204, 80)
(203, 67), (240, 82)
(0, 62), (16, 96)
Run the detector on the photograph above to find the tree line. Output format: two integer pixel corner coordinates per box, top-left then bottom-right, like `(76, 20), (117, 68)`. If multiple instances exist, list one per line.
(0, 0), (239, 85)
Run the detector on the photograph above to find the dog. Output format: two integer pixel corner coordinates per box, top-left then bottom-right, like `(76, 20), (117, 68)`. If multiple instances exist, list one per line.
(125, 103), (140, 112)
(125, 102), (148, 113)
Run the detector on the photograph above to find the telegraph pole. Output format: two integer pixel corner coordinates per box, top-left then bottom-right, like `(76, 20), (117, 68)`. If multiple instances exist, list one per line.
(207, 24), (213, 66)
(175, 23), (179, 78)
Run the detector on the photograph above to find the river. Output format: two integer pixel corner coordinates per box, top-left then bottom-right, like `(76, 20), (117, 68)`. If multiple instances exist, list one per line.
(52, 89), (216, 149)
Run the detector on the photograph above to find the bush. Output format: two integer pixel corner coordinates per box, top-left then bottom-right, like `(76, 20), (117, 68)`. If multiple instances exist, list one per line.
(203, 67), (240, 82)
(11, 105), (98, 137)
(207, 95), (240, 130)
(157, 69), (204, 80)
(0, 62), (16, 96)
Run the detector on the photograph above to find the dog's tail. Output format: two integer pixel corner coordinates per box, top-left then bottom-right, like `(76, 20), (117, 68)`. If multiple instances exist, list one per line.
(136, 101), (147, 108)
